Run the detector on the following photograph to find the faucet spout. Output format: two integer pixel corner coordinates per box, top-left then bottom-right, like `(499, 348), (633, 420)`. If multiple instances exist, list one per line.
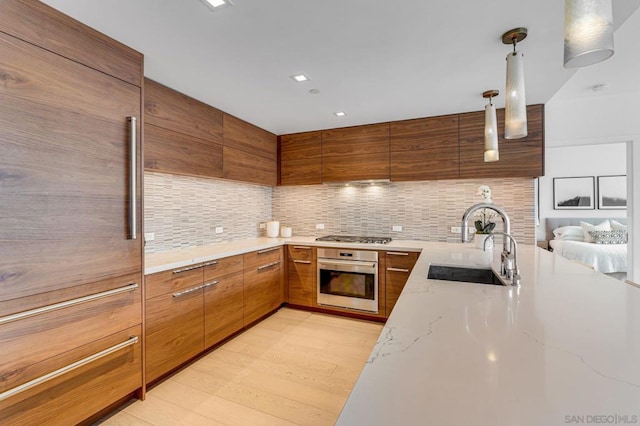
(460, 203), (511, 252)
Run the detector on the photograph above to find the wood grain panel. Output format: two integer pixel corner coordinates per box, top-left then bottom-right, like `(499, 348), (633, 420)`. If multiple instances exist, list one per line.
(321, 153), (390, 182)
(287, 245), (314, 262)
(390, 115), (459, 181)
(203, 255), (243, 282)
(0, 31), (142, 304)
(287, 253), (316, 307)
(0, 281), (141, 393)
(144, 124), (223, 178)
(244, 262), (283, 326)
(145, 267), (203, 300)
(384, 251), (419, 316)
(204, 271), (244, 348)
(244, 247), (282, 269)
(322, 123), (389, 156)
(0, 326), (142, 425)
(223, 146), (277, 185)
(144, 78), (223, 144)
(279, 131), (322, 186)
(223, 114), (277, 160)
(145, 288), (204, 383)
(458, 104), (544, 178)
(0, 0), (143, 86)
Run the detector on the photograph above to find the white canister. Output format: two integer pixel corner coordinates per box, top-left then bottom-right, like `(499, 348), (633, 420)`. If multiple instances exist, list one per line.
(266, 221), (280, 238)
(281, 226), (292, 238)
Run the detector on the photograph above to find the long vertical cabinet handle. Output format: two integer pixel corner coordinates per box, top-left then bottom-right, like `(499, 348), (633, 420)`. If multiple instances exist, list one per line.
(128, 116), (137, 240)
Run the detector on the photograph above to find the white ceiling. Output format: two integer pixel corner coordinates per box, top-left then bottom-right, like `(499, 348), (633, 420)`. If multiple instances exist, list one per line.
(42, 0), (640, 135)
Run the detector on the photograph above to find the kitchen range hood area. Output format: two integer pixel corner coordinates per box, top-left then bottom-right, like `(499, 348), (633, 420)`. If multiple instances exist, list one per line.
(1, 1), (639, 425)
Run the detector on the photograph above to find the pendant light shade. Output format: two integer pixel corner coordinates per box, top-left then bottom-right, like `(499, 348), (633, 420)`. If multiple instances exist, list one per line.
(503, 28), (528, 140)
(483, 90), (499, 163)
(564, 0), (614, 68)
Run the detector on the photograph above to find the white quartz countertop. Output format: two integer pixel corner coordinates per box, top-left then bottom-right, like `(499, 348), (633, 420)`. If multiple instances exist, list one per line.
(337, 243), (640, 426)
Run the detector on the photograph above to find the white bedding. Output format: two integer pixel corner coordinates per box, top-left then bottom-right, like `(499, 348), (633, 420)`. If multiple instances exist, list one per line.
(549, 239), (627, 273)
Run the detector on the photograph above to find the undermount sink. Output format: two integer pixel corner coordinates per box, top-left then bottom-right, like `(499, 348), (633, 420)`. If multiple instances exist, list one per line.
(427, 264), (505, 286)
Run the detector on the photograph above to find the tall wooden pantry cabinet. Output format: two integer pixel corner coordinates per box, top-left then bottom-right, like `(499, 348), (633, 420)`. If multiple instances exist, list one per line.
(0, 1), (144, 424)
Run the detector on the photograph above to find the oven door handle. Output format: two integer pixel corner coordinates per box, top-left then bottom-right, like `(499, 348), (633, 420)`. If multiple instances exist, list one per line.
(317, 259), (377, 270)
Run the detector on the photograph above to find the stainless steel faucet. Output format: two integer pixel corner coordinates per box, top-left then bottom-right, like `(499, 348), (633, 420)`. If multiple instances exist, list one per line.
(461, 203), (520, 286)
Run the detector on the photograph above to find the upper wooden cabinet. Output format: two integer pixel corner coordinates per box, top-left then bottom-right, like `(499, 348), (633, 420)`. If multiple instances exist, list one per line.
(390, 115), (460, 181)
(459, 104), (544, 178)
(279, 131), (322, 185)
(145, 79), (223, 143)
(223, 114), (277, 161)
(322, 123), (390, 182)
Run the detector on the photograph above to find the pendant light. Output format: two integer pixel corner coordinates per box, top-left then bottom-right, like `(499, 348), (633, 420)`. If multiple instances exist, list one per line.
(564, 0), (614, 68)
(502, 28), (528, 140)
(483, 90), (499, 162)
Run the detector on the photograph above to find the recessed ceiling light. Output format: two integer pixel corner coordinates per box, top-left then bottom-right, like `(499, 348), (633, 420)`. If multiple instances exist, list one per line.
(334, 111), (347, 117)
(290, 74), (310, 83)
(201, 0), (233, 11)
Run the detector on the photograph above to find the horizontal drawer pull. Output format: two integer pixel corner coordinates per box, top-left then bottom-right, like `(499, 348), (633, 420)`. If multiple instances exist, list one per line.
(203, 280), (219, 288)
(0, 283), (138, 326)
(173, 284), (206, 298)
(257, 260), (281, 271)
(387, 267), (410, 273)
(292, 246), (311, 250)
(201, 260), (219, 267)
(387, 252), (409, 256)
(293, 260), (312, 264)
(257, 247), (280, 255)
(172, 264), (203, 274)
(0, 335), (138, 403)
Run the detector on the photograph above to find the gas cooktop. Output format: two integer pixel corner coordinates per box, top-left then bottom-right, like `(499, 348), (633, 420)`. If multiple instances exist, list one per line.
(315, 235), (392, 244)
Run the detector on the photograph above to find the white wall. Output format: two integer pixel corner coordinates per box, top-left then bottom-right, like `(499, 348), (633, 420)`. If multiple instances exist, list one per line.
(538, 143), (627, 240)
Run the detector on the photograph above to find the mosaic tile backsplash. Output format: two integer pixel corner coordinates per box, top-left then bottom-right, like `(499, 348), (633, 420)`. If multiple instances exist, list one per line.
(272, 178), (535, 245)
(145, 172), (535, 253)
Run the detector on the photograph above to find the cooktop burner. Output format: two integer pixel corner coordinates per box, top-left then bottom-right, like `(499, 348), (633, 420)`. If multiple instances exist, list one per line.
(315, 235), (392, 244)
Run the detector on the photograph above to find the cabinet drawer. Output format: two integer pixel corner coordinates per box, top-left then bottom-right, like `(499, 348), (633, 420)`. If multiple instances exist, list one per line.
(145, 266), (203, 300)
(0, 325), (142, 426)
(204, 271), (244, 348)
(244, 261), (283, 326)
(0, 279), (141, 394)
(203, 254), (243, 281)
(145, 287), (204, 383)
(288, 259), (316, 307)
(287, 245), (314, 262)
(244, 247), (282, 269)
(385, 251), (419, 270)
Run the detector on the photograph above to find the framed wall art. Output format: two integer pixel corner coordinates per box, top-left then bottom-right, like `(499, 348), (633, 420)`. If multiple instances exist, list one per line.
(597, 175), (626, 210)
(553, 176), (595, 210)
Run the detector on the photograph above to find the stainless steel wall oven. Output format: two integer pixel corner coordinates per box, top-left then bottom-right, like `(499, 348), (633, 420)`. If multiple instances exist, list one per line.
(317, 248), (378, 313)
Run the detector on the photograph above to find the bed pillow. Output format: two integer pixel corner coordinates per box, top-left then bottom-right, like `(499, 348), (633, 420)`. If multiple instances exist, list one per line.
(552, 226), (585, 241)
(610, 220), (627, 232)
(581, 220), (611, 243)
(588, 230), (628, 245)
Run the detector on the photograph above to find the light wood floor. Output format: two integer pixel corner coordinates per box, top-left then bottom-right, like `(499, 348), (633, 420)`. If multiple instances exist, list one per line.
(99, 308), (383, 426)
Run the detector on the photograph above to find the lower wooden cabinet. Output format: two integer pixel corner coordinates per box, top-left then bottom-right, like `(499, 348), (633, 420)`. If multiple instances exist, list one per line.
(384, 251), (419, 317)
(243, 248), (283, 326)
(287, 245), (316, 307)
(204, 271), (244, 348)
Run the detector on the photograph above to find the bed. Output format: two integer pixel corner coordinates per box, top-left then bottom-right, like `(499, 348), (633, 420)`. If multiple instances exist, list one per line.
(545, 218), (627, 276)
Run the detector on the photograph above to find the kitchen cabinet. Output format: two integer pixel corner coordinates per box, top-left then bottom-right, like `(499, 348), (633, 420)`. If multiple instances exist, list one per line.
(243, 247), (284, 326)
(458, 104), (544, 178)
(287, 245), (316, 307)
(144, 78), (224, 178)
(0, 1), (143, 423)
(384, 251), (419, 316)
(322, 123), (390, 182)
(279, 131), (323, 185)
(203, 256), (244, 348)
(390, 115), (460, 181)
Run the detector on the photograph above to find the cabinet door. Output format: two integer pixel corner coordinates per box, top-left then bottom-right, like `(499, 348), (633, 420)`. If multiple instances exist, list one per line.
(223, 146), (278, 186)
(243, 261), (283, 326)
(223, 114), (277, 160)
(0, 31), (142, 304)
(204, 271), (244, 348)
(390, 115), (459, 181)
(280, 131), (322, 185)
(145, 287), (204, 383)
(458, 104), (544, 178)
(287, 246), (316, 307)
(322, 123), (390, 182)
(385, 251), (419, 317)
